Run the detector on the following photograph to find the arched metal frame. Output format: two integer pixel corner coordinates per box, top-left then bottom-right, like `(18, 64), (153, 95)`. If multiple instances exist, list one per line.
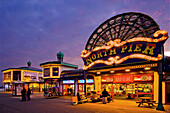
(85, 12), (160, 51)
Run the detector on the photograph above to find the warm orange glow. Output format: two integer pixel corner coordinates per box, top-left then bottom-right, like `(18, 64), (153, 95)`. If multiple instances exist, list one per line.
(125, 69), (130, 72)
(139, 71), (144, 73)
(144, 67), (151, 70)
(81, 30), (168, 58)
(97, 72), (101, 74)
(110, 71), (115, 73)
(83, 54), (162, 70)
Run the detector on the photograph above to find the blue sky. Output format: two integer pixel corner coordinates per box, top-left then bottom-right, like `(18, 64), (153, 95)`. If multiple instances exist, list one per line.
(0, 0), (170, 83)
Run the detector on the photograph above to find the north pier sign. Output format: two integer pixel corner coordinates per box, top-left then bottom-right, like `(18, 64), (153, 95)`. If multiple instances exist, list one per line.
(81, 30), (168, 70)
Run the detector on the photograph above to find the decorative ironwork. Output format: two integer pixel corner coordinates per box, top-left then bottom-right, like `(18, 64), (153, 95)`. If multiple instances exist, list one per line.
(85, 12), (160, 51)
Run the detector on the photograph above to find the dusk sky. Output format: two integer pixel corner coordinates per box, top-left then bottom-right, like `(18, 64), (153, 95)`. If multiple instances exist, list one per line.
(0, 0), (170, 83)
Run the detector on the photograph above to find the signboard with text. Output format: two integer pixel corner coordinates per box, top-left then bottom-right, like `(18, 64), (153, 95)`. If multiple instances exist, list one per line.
(114, 74), (133, 83)
(101, 77), (114, 82)
(52, 67), (59, 76)
(61, 72), (84, 78)
(81, 30), (168, 70)
(134, 74), (153, 82)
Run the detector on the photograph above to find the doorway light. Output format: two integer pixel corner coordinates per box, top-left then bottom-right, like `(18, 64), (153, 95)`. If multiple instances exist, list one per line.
(144, 67), (151, 70)
(110, 71), (115, 73)
(97, 72), (101, 74)
(125, 69), (130, 72)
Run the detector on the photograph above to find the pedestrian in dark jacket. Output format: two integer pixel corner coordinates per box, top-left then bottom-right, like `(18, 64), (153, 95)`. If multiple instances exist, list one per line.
(27, 88), (31, 101)
(102, 89), (110, 104)
(21, 88), (26, 101)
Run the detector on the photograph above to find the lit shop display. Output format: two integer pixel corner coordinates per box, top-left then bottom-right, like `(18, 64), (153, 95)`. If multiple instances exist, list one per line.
(101, 76), (114, 96)
(12, 82), (23, 96)
(78, 79), (94, 95)
(60, 69), (85, 96)
(62, 80), (74, 96)
(100, 74), (153, 99)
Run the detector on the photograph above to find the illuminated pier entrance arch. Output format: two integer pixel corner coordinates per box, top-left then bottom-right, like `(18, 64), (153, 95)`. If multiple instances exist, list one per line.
(85, 12), (160, 51)
(81, 12), (168, 111)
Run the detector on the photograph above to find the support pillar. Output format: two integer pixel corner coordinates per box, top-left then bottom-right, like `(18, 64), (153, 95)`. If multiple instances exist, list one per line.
(39, 83), (40, 92)
(44, 80), (46, 93)
(74, 78), (78, 96)
(8, 83), (9, 92)
(84, 72), (87, 95)
(84, 78), (86, 95)
(4, 83), (5, 92)
(156, 62), (165, 111)
(51, 79), (52, 87)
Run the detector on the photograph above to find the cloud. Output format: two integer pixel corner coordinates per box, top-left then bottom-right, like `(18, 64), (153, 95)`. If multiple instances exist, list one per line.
(0, 0), (170, 73)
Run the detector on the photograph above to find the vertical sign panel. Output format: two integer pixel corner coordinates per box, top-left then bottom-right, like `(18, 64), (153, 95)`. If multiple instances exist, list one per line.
(95, 76), (101, 91)
(53, 67), (59, 76)
(44, 68), (50, 77)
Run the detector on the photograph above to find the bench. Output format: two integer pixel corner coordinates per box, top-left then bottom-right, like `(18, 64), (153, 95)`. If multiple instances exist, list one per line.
(150, 100), (156, 103)
(147, 102), (154, 107)
(136, 101), (142, 103)
(137, 101), (155, 107)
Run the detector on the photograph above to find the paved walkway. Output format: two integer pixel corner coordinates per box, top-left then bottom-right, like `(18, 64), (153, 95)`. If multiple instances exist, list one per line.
(0, 92), (169, 113)
(61, 95), (170, 113)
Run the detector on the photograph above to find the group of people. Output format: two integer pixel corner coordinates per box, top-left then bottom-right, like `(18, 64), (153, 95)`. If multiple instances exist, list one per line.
(21, 88), (31, 101)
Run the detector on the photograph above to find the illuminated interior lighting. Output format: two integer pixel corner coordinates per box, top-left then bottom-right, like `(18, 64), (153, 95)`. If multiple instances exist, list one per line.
(81, 30), (168, 58)
(125, 69), (130, 72)
(97, 72), (101, 74)
(139, 71), (144, 73)
(144, 67), (151, 70)
(110, 71), (115, 73)
(88, 63), (157, 72)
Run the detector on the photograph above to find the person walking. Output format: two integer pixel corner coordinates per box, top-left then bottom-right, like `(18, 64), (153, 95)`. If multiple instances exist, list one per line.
(21, 88), (26, 101)
(102, 89), (110, 104)
(27, 88), (31, 101)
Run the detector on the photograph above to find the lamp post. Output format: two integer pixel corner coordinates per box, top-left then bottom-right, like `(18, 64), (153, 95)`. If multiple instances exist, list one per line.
(84, 71), (87, 95)
(156, 56), (165, 110)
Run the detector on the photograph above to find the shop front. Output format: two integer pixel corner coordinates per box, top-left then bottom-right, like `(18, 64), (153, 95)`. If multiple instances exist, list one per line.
(62, 80), (74, 95)
(134, 73), (154, 100)
(78, 78), (94, 95)
(101, 76), (114, 96)
(60, 69), (85, 96)
(100, 73), (154, 100)
(113, 74), (134, 98)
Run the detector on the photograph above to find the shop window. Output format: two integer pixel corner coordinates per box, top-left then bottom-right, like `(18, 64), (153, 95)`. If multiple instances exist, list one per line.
(39, 77), (44, 81)
(126, 84), (136, 94)
(13, 71), (21, 80)
(138, 83), (152, 93)
(3, 72), (11, 81)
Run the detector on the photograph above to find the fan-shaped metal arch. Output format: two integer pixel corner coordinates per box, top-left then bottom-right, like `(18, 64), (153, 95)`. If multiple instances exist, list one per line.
(85, 12), (160, 51)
